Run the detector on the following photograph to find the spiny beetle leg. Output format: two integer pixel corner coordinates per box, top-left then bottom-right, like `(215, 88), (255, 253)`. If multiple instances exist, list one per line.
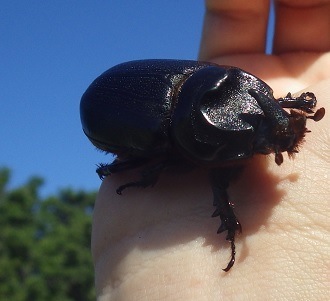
(210, 168), (243, 272)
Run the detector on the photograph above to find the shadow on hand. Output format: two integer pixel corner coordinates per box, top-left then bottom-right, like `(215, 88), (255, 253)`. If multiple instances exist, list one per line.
(93, 154), (299, 274)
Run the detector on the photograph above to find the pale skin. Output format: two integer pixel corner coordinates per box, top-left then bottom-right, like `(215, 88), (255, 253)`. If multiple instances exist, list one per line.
(92, 1), (330, 300)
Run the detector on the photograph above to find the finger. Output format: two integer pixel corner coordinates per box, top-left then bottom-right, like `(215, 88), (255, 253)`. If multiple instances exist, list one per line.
(199, 0), (271, 60)
(273, 0), (330, 53)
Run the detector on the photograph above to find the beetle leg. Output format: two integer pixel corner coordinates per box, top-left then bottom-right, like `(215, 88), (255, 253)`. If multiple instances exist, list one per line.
(210, 168), (243, 272)
(277, 92), (317, 113)
(116, 161), (169, 195)
(96, 157), (150, 179)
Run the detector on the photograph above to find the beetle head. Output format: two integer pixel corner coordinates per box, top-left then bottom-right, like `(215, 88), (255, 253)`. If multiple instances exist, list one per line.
(249, 89), (324, 165)
(172, 65), (324, 166)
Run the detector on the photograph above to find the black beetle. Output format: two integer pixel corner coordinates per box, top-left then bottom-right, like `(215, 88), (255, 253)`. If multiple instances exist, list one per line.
(80, 59), (325, 271)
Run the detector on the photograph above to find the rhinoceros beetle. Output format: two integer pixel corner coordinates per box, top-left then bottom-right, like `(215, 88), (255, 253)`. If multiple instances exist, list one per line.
(80, 59), (325, 271)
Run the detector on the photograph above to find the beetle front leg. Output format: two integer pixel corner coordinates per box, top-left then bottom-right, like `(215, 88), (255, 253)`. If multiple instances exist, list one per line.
(210, 168), (243, 272)
(277, 92), (317, 113)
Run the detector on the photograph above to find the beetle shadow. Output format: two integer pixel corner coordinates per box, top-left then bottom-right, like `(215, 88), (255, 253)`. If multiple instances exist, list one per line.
(202, 156), (299, 265)
(95, 156), (299, 273)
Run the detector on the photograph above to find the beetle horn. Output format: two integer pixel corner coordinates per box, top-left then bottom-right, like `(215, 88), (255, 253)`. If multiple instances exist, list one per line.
(248, 89), (290, 131)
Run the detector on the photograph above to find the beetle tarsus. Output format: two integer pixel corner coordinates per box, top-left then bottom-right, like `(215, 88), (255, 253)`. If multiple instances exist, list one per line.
(222, 239), (236, 272)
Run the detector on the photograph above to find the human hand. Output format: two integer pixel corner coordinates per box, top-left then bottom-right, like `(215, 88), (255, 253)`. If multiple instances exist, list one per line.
(92, 1), (330, 300)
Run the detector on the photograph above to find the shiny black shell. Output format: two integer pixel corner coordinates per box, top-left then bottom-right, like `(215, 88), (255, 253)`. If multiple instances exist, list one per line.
(80, 59), (277, 165)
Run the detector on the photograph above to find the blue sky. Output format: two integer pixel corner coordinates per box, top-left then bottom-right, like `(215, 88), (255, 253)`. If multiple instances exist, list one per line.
(0, 1), (205, 196)
(1, 1), (274, 197)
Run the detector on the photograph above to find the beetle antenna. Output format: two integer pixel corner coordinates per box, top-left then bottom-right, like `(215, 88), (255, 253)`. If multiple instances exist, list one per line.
(307, 107), (325, 122)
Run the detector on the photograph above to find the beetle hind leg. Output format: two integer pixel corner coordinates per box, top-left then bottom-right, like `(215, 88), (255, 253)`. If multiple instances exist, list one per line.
(210, 168), (243, 272)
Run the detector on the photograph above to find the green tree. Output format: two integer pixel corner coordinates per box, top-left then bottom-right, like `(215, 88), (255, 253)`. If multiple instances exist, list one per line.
(0, 168), (96, 301)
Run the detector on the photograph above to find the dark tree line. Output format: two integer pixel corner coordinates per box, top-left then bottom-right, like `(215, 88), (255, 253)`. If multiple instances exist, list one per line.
(0, 168), (96, 301)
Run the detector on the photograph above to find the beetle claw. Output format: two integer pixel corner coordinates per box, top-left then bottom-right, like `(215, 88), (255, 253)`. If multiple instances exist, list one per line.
(222, 239), (236, 272)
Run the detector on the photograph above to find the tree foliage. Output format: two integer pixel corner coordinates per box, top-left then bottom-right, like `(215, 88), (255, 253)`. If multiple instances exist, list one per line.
(0, 168), (96, 300)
